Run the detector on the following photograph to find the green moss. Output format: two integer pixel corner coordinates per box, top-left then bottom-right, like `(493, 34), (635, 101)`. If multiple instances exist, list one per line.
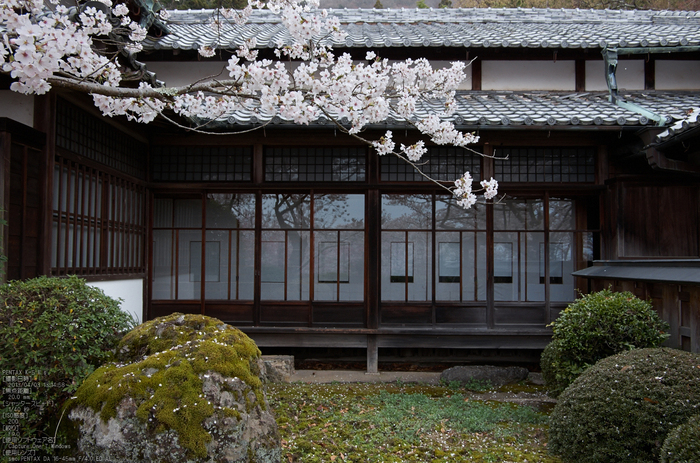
(497, 381), (547, 395)
(268, 382), (559, 462)
(68, 314), (265, 460)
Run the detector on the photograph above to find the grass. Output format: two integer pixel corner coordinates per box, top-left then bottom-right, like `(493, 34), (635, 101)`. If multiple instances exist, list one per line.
(267, 381), (562, 463)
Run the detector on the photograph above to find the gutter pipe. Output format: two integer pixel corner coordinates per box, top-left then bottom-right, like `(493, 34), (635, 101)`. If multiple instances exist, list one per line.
(602, 46), (700, 127)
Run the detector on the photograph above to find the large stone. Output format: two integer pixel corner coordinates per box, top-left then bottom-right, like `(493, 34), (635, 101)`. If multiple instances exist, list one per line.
(68, 313), (281, 463)
(261, 355), (295, 383)
(440, 365), (530, 387)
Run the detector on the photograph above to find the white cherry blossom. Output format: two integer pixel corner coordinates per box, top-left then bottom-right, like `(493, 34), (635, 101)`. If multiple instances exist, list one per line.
(1, 0), (498, 209)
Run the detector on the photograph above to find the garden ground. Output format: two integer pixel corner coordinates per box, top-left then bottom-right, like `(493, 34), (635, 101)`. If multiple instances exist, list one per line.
(267, 370), (560, 463)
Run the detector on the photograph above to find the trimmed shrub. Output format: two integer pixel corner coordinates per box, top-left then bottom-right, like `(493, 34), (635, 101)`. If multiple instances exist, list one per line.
(548, 348), (700, 463)
(660, 414), (700, 463)
(541, 289), (669, 396)
(0, 276), (134, 454)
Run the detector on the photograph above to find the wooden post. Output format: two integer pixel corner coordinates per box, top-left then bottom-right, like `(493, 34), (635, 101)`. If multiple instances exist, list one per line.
(690, 287), (700, 354)
(663, 284), (680, 349)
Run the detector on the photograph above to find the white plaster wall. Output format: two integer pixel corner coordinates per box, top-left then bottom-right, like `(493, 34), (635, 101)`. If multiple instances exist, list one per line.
(655, 60), (700, 90)
(0, 91), (34, 127)
(88, 279), (144, 325)
(482, 61), (575, 91)
(143, 61), (232, 87)
(147, 60), (473, 90)
(429, 60), (472, 90)
(585, 60), (645, 91)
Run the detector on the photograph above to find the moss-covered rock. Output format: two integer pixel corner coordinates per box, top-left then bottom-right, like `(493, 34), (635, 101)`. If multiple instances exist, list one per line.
(660, 414), (700, 463)
(68, 313), (280, 462)
(548, 347), (700, 463)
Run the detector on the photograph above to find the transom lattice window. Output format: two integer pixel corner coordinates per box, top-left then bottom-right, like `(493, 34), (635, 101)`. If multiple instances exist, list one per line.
(381, 146), (482, 182)
(495, 147), (595, 183)
(56, 99), (146, 180)
(264, 147), (366, 182)
(151, 146), (253, 182)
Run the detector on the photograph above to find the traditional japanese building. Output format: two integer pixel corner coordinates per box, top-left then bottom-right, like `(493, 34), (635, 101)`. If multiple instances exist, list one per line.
(1, 7), (699, 371)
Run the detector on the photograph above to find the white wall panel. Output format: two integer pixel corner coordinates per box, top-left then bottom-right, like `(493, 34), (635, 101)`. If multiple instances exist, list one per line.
(482, 61), (574, 91)
(143, 61), (233, 87)
(0, 91), (34, 127)
(586, 60), (644, 91)
(656, 60), (700, 90)
(88, 278), (144, 325)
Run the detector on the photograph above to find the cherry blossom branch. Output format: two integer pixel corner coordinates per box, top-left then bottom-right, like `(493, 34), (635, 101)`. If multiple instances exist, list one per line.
(0, 0), (499, 208)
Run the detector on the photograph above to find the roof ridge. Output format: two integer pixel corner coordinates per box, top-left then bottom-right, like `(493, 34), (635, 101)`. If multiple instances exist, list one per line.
(164, 7), (700, 25)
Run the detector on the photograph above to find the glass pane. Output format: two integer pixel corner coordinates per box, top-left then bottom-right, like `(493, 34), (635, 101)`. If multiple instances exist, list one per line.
(177, 230), (201, 300)
(381, 231), (405, 301)
(549, 232), (576, 302)
(435, 196), (485, 230)
(381, 231), (431, 301)
(494, 199), (544, 230)
(174, 199), (202, 228)
(51, 222), (58, 268)
(67, 223), (74, 268)
(260, 230), (310, 301)
(476, 232), (487, 301)
(494, 232), (518, 301)
(286, 230), (310, 301)
(206, 193), (256, 228)
(550, 199), (575, 230)
(262, 194), (310, 229)
(436, 232), (461, 301)
(204, 231), (228, 299)
(407, 232), (431, 301)
(152, 230), (173, 300)
(232, 230), (255, 300)
(381, 194), (432, 229)
(52, 165), (60, 210)
(524, 232), (545, 302)
(315, 231), (340, 301)
(339, 231), (364, 302)
(314, 194), (364, 229)
(314, 231), (365, 302)
(261, 230), (286, 300)
(81, 225), (88, 268)
(433, 230), (485, 302)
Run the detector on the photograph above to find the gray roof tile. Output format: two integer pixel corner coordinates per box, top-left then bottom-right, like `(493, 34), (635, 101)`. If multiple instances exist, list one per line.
(207, 91), (700, 129)
(144, 8), (700, 51)
(655, 107), (700, 142)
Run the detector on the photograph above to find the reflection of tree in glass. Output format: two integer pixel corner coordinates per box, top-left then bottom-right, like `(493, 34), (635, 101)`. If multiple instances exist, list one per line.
(207, 194), (255, 228)
(264, 194), (311, 229)
(549, 199), (574, 230)
(315, 194), (364, 229)
(435, 195), (483, 230)
(494, 199), (544, 230)
(381, 194), (432, 229)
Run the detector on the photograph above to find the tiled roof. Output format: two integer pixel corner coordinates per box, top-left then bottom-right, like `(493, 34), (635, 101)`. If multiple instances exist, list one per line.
(143, 8), (700, 51)
(655, 107), (700, 142)
(211, 90), (700, 129)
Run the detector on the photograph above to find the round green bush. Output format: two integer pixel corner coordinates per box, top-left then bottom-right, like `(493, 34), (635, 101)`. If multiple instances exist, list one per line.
(660, 414), (700, 463)
(541, 289), (669, 396)
(0, 275), (134, 453)
(548, 348), (700, 463)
